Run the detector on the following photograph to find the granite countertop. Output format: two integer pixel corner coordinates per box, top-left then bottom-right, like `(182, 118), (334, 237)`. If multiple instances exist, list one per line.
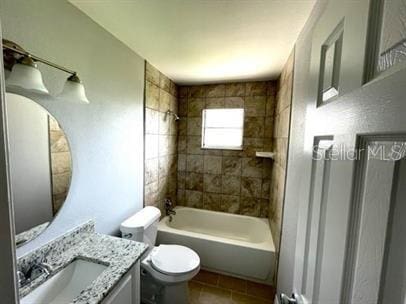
(15, 222), (49, 248)
(18, 221), (148, 304)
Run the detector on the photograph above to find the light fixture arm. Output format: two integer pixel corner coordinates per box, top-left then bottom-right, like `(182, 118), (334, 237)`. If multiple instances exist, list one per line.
(2, 39), (76, 76)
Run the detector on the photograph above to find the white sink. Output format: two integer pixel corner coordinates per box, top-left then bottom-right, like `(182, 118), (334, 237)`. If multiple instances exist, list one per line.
(21, 259), (107, 304)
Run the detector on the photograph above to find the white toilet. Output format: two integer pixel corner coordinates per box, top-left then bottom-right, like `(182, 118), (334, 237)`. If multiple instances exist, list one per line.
(120, 206), (200, 304)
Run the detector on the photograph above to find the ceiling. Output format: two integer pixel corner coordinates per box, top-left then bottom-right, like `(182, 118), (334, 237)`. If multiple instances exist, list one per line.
(70, 0), (315, 85)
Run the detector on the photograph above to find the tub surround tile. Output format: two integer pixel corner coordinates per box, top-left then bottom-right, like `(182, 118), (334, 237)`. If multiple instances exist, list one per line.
(203, 193), (222, 211)
(240, 197), (261, 217)
(204, 174), (222, 193)
(246, 82), (268, 97)
(224, 96), (244, 108)
(145, 81), (160, 110)
(187, 154), (204, 173)
(244, 117), (265, 138)
(185, 190), (203, 208)
(159, 90), (172, 112)
(222, 157), (242, 176)
(242, 158), (264, 178)
(18, 221), (148, 304)
(221, 175), (241, 195)
(177, 189), (186, 205)
(187, 117), (203, 136)
(206, 97), (225, 109)
(189, 86), (206, 98)
(186, 172), (204, 191)
(225, 83), (246, 97)
(179, 86), (189, 98)
(187, 136), (204, 155)
(241, 177), (262, 198)
(220, 195), (240, 214)
(204, 155), (223, 174)
(188, 98), (205, 117)
(206, 84), (226, 98)
(178, 136), (187, 153)
(145, 108), (159, 134)
(269, 50), (294, 254)
(144, 62), (178, 211)
(178, 80), (276, 218)
(146, 62), (160, 86)
(244, 96), (266, 117)
(178, 119), (188, 136)
(145, 158), (159, 185)
(177, 171), (186, 189)
(160, 73), (171, 93)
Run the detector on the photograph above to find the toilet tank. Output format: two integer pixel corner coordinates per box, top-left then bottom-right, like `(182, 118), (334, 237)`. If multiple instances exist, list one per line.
(120, 207), (161, 249)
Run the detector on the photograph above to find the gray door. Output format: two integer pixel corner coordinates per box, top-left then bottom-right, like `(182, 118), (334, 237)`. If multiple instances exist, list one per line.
(278, 0), (406, 303)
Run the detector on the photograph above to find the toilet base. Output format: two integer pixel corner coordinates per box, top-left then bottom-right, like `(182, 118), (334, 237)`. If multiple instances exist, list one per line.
(141, 267), (189, 304)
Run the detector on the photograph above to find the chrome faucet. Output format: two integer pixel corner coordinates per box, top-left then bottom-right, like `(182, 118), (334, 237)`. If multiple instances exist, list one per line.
(18, 260), (54, 288)
(164, 198), (176, 222)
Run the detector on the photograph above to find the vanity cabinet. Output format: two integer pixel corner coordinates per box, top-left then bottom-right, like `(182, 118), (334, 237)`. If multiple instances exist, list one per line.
(102, 261), (140, 304)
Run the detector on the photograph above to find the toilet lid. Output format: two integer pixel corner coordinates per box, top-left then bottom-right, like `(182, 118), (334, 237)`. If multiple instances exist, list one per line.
(150, 245), (200, 275)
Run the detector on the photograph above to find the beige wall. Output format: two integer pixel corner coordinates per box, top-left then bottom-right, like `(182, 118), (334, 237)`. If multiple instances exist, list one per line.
(144, 63), (178, 214)
(176, 82), (276, 217)
(269, 50), (295, 252)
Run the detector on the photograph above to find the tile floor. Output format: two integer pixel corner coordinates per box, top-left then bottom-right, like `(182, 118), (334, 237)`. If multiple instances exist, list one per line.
(189, 270), (275, 304)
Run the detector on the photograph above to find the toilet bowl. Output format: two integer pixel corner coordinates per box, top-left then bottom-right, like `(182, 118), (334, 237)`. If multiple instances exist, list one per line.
(120, 207), (200, 304)
(140, 245), (200, 304)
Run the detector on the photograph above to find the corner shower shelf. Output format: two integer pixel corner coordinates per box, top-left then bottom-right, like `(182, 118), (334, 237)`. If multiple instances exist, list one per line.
(255, 151), (275, 159)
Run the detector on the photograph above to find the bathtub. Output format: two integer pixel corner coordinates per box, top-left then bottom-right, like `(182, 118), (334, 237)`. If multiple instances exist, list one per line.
(157, 207), (275, 283)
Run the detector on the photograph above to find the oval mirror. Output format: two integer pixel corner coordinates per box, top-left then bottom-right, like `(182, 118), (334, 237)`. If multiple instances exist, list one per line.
(5, 93), (72, 247)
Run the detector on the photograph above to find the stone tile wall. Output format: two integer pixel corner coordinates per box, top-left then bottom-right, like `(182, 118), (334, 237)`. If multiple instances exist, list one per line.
(177, 81), (276, 217)
(144, 62), (178, 213)
(49, 117), (71, 215)
(269, 50), (295, 252)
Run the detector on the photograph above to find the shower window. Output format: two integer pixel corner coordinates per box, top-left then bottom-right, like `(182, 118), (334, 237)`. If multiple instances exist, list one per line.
(201, 108), (244, 150)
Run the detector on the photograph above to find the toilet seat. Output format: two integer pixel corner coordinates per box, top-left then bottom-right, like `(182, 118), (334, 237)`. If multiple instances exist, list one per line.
(149, 245), (200, 276)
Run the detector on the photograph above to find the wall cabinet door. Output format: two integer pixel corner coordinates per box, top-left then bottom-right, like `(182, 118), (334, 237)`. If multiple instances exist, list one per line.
(102, 261), (140, 304)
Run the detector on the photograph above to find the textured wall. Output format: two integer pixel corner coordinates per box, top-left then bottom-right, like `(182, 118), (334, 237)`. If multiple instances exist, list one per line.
(269, 50), (294, 252)
(1, 0), (145, 256)
(177, 82), (275, 217)
(144, 63), (178, 214)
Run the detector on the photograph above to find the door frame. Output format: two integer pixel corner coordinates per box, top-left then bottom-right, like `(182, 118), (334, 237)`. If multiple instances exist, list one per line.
(0, 19), (19, 304)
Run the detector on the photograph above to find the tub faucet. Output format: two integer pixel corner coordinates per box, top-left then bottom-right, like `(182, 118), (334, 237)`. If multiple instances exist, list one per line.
(164, 198), (176, 222)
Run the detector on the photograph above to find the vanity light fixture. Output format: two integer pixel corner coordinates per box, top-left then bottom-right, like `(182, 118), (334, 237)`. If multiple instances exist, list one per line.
(2, 39), (90, 103)
(58, 74), (89, 104)
(6, 56), (49, 93)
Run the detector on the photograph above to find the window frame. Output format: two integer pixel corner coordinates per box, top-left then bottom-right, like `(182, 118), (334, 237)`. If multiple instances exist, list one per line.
(201, 108), (245, 151)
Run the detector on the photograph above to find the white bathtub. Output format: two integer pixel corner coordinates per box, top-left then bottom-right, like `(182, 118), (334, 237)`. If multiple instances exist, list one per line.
(157, 207), (275, 284)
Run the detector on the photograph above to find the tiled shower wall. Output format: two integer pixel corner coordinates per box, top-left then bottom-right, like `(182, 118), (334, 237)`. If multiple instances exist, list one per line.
(176, 82), (276, 217)
(269, 50), (294, 252)
(49, 117), (71, 215)
(144, 63), (178, 213)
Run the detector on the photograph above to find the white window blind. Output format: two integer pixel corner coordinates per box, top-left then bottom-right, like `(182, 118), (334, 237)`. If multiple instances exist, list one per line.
(201, 108), (244, 150)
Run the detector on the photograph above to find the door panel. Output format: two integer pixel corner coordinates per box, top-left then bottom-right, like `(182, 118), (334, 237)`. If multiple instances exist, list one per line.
(342, 138), (406, 304)
(302, 139), (333, 302)
(278, 0), (406, 303)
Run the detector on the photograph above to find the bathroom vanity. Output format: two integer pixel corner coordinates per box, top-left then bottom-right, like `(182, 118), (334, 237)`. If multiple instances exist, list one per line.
(17, 221), (147, 304)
